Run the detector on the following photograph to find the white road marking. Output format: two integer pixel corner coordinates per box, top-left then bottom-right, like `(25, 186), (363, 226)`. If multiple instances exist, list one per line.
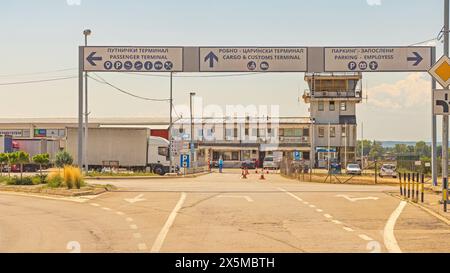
(126, 217), (133, 222)
(129, 224), (138, 230)
(343, 227), (354, 232)
(303, 202), (309, 205)
(336, 194), (379, 202)
(309, 204), (316, 208)
(102, 207), (111, 211)
(124, 194), (146, 204)
(133, 233), (142, 239)
(384, 201), (407, 253)
(116, 211), (125, 216)
(90, 203), (100, 207)
(151, 192), (187, 253)
(324, 214), (333, 219)
(316, 209), (323, 212)
(332, 220), (342, 225)
(217, 195), (254, 202)
(359, 234), (374, 241)
(138, 243), (148, 251)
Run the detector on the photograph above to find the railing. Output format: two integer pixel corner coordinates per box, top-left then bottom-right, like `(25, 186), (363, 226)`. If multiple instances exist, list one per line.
(303, 89), (362, 99)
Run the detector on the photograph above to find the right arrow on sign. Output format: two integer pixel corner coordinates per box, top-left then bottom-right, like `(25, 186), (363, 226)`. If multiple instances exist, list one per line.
(407, 52), (423, 66)
(204, 51), (219, 68)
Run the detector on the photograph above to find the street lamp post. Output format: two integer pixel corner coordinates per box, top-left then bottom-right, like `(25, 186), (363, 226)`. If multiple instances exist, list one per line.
(83, 29), (91, 174)
(190, 92), (196, 170)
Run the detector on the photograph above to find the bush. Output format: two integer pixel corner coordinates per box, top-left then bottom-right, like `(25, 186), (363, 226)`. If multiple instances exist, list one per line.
(64, 166), (84, 189)
(31, 175), (46, 185)
(0, 176), (11, 184)
(7, 177), (33, 186)
(46, 171), (64, 188)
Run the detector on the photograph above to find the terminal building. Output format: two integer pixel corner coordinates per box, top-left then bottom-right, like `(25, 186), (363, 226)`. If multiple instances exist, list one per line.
(0, 73), (363, 169)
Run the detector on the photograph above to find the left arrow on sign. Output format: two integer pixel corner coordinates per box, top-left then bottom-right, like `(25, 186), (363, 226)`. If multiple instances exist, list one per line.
(86, 52), (103, 66)
(407, 52), (423, 66)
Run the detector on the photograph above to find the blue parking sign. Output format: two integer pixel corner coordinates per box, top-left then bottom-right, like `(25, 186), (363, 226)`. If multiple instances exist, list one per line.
(293, 151), (302, 161)
(180, 154), (190, 168)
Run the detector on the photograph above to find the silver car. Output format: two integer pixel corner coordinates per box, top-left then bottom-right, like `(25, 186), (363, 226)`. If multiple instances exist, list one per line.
(346, 163), (362, 175)
(263, 156), (280, 169)
(380, 164), (397, 178)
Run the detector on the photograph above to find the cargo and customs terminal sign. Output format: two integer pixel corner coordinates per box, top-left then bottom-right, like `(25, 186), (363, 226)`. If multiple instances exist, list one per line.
(81, 46), (433, 73)
(199, 47), (308, 72)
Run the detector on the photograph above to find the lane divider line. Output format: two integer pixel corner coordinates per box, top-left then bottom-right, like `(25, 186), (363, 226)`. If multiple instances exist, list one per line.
(383, 201), (407, 253)
(343, 227), (354, 232)
(316, 209), (323, 212)
(332, 220), (342, 225)
(151, 192), (187, 253)
(129, 224), (138, 230)
(359, 234), (374, 241)
(324, 214), (333, 219)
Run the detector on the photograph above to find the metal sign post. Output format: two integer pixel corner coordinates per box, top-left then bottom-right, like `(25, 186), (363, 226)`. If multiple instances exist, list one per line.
(78, 47), (84, 169)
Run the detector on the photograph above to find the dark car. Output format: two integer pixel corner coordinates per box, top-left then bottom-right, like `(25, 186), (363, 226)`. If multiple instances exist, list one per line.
(241, 160), (256, 169)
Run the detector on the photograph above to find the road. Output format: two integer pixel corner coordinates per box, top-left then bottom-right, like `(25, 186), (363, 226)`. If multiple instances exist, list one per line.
(1, 169), (450, 253)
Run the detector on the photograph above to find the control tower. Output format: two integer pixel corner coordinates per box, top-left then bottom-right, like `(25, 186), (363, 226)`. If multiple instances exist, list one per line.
(303, 73), (363, 169)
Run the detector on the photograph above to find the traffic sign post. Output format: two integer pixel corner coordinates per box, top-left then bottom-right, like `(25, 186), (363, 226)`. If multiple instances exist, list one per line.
(180, 154), (190, 176)
(324, 47), (432, 72)
(433, 89), (450, 115)
(429, 55), (450, 88)
(199, 47), (308, 72)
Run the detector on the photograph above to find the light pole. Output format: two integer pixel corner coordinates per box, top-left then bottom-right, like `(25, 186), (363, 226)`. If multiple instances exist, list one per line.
(83, 29), (91, 174)
(190, 92), (196, 170)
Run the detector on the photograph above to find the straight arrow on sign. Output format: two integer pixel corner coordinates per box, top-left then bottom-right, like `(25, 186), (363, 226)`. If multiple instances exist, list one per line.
(204, 51), (219, 68)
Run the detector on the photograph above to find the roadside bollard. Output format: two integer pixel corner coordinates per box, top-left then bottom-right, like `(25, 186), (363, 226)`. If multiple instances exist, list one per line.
(403, 173), (407, 197)
(421, 173), (425, 203)
(415, 173), (420, 203)
(408, 173), (411, 198)
(444, 178), (448, 212)
(412, 173), (415, 199)
(399, 173), (403, 196)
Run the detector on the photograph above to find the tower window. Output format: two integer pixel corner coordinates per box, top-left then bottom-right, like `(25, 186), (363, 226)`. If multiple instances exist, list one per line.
(340, 102), (347, 111)
(318, 102), (324, 111)
(329, 101), (335, 111)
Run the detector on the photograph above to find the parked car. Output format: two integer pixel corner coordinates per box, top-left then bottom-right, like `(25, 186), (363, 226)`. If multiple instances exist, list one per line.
(329, 162), (342, 174)
(241, 159), (256, 169)
(346, 163), (362, 175)
(263, 156), (280, 169)
(380, 164), (397, 178)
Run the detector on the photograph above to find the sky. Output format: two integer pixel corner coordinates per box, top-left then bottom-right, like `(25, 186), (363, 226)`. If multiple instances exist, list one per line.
(0, 0), (445, 141)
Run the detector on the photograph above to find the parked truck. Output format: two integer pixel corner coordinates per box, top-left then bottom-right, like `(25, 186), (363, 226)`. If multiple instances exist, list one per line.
(66, 128), (173, 175)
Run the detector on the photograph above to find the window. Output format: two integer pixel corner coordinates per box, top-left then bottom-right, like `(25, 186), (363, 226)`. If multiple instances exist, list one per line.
(179, 128), (184, 134)
(158, 147), (168, 157)
(303, 128), (310, 138)
(232, 152), (239, 161)
(284, 128), (302, 137)
(318, 102), (324, 111)
(234, 128), (238, 137)
(341, 126), (346, 137)
(329, 101), (335, 111)
(330, 127), (336, 138)
(340, 102), (347, 111)
(318, 127), (325, 138)
(245, 128), (249, 136)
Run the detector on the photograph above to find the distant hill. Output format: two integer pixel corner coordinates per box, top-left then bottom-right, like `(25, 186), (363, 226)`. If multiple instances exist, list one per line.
(380, 141), (436, 148)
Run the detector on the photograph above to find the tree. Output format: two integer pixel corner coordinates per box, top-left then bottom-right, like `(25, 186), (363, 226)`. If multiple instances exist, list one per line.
(393, 144), (409, 155)
(415, 141), (431, 157)
(369, 141), (385, 160)
(6, 152), (18, 178)
(0, 153), (7, 177)
(55, 150), (73, 168)
(32, 153), (50, 181)
(356, 140), (373, 157)
(15, 151), (30, 180)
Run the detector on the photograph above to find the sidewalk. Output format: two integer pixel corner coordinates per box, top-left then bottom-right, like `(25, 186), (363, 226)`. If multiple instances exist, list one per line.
(388, 186), (450, 225)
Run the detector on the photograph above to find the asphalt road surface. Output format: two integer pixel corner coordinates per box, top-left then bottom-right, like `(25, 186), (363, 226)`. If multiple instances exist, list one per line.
(1, 169), (450, 253)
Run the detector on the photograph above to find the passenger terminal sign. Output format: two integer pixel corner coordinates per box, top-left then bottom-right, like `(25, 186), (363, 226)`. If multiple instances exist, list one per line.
(199, 47), (308, 72)
(83, 46), (183, 72)
(324, 47), (432, 72)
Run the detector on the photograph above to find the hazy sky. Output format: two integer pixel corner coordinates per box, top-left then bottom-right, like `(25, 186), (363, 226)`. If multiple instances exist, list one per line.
(0, 0), (445, 141)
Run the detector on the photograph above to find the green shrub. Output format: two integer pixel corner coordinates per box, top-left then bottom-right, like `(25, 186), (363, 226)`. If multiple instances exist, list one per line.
(31, 176), (45, 185)
(7, 177), (33, 186)
(0, 176), (11, 184)
(47, 175), (64, 188)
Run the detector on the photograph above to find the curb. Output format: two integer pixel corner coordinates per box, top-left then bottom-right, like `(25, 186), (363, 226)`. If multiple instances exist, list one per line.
(84, 171), (211, 181)
(385, 191), (450, 226)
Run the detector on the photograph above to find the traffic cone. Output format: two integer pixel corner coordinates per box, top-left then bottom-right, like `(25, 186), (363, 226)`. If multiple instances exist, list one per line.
(260, 172), (265, 180)
(241, 169), (247, 179)
(255, 168), (258, 174)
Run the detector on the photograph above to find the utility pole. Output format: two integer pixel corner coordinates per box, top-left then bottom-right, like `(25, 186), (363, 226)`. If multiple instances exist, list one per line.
(361, 122), (364, 170)
(169, 72), (173, 173)
(432, 46), (438, 187)
(190, 92), (196, 170)
(443, 0), (449, 202)
(344, 122), (347, 169)
(328, 123), (331, 172)
(78, 47), (84, 170)
(83, 29), (91, 174)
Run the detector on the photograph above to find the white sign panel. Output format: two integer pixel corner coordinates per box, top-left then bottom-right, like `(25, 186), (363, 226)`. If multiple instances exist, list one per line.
(324, 47), (432, 72)
(199, 47), (307, 72)
(83, 47), (183, 72)
(434, 89), (450, 115)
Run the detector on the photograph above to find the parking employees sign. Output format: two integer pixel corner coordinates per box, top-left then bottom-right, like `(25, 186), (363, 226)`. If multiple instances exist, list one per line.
(199, 47), (308, 72)
(83, 46), (183, 72)
(324, 47), (432, 72)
